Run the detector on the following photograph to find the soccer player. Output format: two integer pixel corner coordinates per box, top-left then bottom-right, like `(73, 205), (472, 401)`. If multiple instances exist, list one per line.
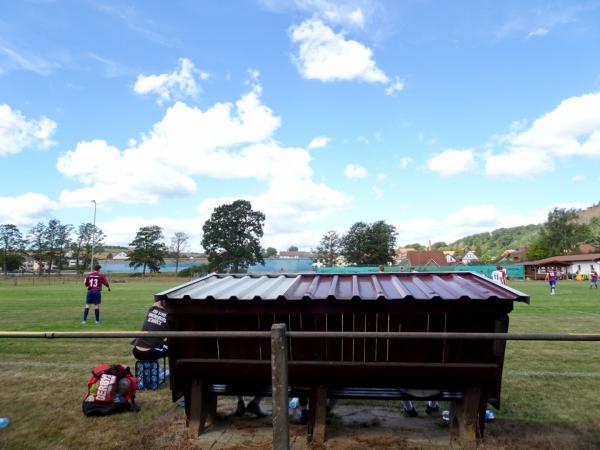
(545, 267), (558, 295)
(82, 264), (111, 324)
(590, 266), (598, 289)
(491, 266), (505, 284)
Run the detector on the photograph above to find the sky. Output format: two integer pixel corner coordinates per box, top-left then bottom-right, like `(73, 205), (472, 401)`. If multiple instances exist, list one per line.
(1, 0), (600, 251)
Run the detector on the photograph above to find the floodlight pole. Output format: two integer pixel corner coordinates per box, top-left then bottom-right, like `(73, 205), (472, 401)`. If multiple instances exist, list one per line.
(90, 200), (97, 273)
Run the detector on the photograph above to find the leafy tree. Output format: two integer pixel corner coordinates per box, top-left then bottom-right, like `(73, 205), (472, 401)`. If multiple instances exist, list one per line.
(287, 245), (299, 252)
(431, 241), (447, 250)
(526, 239), (548, 261)
(73, 223), (106, 273)
(44, 219), (73, 273)
(28, 222), (47, 274)
(264, 247), (278, 258)
(403, 243), (425, 251)
(170, 231), (190, 273)
(314, 230), (341, 266)
(341, 221), (397, 265)
(0, 253), (22, 272)
(0, 224), (24, 275)
(537, 208), (590, 256)
(201, 200), (265, 272)
(129, 226), (167, 275)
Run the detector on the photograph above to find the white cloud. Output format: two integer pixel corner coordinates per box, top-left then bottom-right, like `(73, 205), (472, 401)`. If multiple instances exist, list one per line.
(261, 1), (370, 28)
(485, 92), (600, 177)
(398, 156), (413, 169)
(0, 193), (57, 225)
(376, 172), (386, 181)
(393, 204), (548, 246)
(344, 163), (367, 180)
(133, 58), (205, 105)
(0, 104), (57, 156)
(371, 185), (383, 199)
(289, 18), (389, 83)
(527, 27), (549, 38)
(385, 76), (405, 96)
(56, 75), (350, 247)
(572, 175), (585, 182)
(427, 149), (475, 177)
(308, 135), (331, 149)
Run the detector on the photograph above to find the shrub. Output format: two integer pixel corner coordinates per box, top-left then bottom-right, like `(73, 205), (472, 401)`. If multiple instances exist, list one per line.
(178, 264), (210, 277)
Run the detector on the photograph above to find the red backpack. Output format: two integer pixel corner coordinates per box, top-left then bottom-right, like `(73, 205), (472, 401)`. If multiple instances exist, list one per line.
(82, 363), (139, 416)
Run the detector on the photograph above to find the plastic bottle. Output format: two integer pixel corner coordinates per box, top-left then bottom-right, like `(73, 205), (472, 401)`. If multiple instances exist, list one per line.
(485, 409), (495, 422)
(0, 418), (10, 429)
(441, 410), (450, 422)
(289, 397), (299, 409)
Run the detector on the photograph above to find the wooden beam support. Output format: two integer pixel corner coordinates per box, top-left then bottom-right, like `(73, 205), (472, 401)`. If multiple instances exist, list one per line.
(187, 378), (212, 439)
(309, 384), (328, 444)
(271, 323), (290, 450)
(449, 384), (482, 450)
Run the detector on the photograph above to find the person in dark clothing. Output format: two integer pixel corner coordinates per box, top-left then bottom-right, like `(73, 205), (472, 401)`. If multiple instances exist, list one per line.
(132, 300), (169, 360)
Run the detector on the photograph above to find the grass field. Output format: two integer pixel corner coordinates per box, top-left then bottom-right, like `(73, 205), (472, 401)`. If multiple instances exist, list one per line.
(0, 277), (599, 449)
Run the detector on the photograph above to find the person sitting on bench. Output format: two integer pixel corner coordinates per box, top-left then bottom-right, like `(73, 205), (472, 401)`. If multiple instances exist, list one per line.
(132, 300), (169, 360)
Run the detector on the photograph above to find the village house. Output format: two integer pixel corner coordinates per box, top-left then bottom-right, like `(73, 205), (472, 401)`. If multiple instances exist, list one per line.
(461, 250), (479, 265)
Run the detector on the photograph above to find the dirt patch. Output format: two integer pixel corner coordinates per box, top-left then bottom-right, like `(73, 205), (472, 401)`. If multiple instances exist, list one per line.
(121, 398), (600, 450)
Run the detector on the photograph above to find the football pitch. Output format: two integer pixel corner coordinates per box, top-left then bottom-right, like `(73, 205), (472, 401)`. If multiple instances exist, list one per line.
(0, 277), (599, 449)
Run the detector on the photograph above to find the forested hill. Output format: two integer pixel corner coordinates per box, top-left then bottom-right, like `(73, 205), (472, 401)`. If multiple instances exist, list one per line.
(577, 202), (600, 224)
(449, 224), (542, 262)
(447, 202), (600, 262)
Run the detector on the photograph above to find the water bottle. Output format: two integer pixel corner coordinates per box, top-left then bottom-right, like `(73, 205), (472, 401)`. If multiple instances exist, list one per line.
(289, 397), (299, 409)
(441, 410), (450, 422)
(0, 417), (10, 429)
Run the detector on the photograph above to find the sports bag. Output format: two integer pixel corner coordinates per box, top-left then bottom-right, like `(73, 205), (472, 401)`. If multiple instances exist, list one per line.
(82, 363), (140, 416)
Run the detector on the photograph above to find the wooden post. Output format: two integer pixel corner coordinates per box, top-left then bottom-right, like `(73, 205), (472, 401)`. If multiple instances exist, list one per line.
(449, 385), (482, 450)
(311, 384), (328, 444)
(187, 378), (213, 439)
(271, 323), (289, 450)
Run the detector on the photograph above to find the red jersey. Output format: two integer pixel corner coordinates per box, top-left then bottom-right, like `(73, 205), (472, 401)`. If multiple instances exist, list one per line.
(547, 270), (557, 281)
(85, 271), (110, 293)
(591, 270), (598, 281)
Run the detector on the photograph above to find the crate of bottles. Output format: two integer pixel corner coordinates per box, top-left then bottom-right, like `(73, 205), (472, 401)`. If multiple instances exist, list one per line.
(135, 360), (169, 390)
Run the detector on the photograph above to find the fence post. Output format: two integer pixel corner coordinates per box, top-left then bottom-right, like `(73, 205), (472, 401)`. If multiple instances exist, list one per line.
(271, 323), (289, 450)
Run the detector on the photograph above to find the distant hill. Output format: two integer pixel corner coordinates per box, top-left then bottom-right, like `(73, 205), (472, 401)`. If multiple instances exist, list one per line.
(576, 202), (600, 224)
(449, 224), (542, 262)
(446, 202), (600, 262)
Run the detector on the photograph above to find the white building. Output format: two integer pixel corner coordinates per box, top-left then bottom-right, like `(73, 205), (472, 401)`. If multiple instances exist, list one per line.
(461, 250), (479, 265)
(113, 251), (129, 260)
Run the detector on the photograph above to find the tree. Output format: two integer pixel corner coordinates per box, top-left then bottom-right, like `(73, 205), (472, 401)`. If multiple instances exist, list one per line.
(0, 224), (24, 275)
(287, 245), (299, 252)
(44, 219), (72, 274)
(28, 222), (47, 274)
(341, 221), (398, 265)
(74, 223), (106, 273)
(201, 200), (265, 272)
(129, 226), (167, 275)
(537, 208), (590, 256)
(170, 231), (190, 273)
(431, 241), (447, 250)
(314, 230), (341, 266)
(264, 247), (278, 258)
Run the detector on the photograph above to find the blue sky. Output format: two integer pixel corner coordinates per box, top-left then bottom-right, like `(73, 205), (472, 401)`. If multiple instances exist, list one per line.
(1, 0), (600, 251)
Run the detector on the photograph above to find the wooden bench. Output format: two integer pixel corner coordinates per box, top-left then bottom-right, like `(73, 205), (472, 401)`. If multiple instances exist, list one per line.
(157, 272), (529, 447)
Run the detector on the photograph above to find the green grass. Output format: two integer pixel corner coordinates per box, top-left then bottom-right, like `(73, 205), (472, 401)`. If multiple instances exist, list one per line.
(0, 278), (599, 449)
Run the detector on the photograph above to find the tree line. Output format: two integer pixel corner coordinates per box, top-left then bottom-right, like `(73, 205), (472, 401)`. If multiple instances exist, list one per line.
(0, 200), (401, 275)
(0, 220), (193, 276)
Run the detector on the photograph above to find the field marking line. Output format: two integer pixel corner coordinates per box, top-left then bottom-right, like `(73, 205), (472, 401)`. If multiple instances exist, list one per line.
(506, 370), (600, 378)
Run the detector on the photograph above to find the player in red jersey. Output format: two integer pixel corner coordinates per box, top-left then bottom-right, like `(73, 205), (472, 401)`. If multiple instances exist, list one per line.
(545, 267), (558, 295)
(82, 264), (111, 324)
(590, 266), (598, 289)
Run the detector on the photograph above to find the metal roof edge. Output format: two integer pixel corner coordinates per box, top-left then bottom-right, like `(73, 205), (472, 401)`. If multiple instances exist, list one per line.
(154, 272), (217, 299)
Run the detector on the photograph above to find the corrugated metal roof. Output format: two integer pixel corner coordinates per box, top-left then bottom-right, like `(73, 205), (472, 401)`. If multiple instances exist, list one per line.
(156, 272), (529, 303)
